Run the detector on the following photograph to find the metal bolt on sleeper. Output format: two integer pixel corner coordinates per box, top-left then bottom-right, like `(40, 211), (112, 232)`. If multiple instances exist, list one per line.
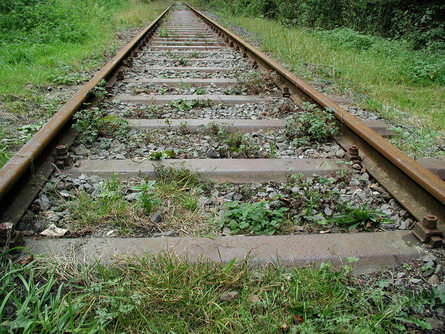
(283, 87), (290, 98)
(348, 145), (361, 163)
(412, 214), (443, 248)
(55, 145), (72, 169)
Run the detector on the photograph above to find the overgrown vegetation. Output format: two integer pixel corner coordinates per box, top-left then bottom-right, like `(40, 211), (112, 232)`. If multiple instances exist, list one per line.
(195, 0), (445, 51)
(0, 0), (165, 95)
(192, 0), (445, 154)
(1, 252), (442, 332)
(285, 103), (339, 145)
(73, 108), (130, 144)
(0, 0), (167, 169)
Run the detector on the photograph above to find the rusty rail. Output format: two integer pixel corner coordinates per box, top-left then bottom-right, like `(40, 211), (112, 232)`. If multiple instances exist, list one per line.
(0, 4), (173, 204)
(186, 4), (445, 224)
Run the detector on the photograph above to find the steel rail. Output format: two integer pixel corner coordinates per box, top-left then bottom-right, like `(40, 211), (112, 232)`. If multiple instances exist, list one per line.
(186, 4), (445, 211)
(0, 4), (173, 204)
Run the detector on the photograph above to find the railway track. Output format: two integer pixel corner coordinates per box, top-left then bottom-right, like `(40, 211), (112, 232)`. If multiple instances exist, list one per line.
(1, 3), (444, 269)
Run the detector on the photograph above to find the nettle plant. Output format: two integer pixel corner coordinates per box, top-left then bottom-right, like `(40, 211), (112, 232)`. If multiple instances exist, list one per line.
(285, 103), (339, 146)
(220, 200), (288, 235)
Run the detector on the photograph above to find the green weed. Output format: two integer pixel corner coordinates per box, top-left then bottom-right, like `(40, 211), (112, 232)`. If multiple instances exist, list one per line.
(169, 98), (212, 111)
(159, 27), (169, 38)
(206, 124), (263, 158)
(221, 200), (288, 235)
(178, 58), (189, 66)
(73, 108), (129, 144)
(329, 203), (389, 230)
(226, 71), (275, 95)
(149, 149), (176, 160)
(195, 88), (206, 95)
(285, 103), (338, 145)
(131, 180), (160, 215)
(287, 173), (340, 225)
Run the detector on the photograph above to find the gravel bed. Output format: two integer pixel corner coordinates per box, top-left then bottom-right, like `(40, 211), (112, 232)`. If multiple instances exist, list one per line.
(124, 69), (243, 79)
(111, 98), (297, 119)
(70, 127), (342, 160)
(347, 105), (384, 121)
(138, 50), (241, 59)
(135, 58), (251, 68)
(114, 80), (281, 97)
(20, 165), (414, 238)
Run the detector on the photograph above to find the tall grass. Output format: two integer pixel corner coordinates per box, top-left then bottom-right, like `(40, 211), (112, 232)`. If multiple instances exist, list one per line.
(0, 0), (168, 98)
(0, 0), (169, 168)
(197, 13), (444, 134)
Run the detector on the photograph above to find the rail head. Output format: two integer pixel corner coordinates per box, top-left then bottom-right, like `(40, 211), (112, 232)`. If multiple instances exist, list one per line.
(0, 3), (173, 204)
(186, 3), (445, 208)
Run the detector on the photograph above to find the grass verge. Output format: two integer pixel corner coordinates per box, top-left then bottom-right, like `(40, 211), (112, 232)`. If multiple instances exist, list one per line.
(1, 251), (441, 333)
(0, 0), (169, 169)
(190, 3), (445, 158)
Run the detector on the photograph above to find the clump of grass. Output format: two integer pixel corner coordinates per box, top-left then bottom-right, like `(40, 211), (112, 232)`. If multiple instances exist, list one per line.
(66, 169), (216, 236)
(285, 103), (338, 145)
(155, 165), (212, 190)
(68, 176), (146, 232)
(0, 253), (92, 332)
(154, 166), (206, 211)
(329, 202), (389, 230)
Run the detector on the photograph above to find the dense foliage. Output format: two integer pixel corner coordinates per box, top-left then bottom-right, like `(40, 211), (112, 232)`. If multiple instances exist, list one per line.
(197, 0), (444, 50)
(0, 0), (133, 45)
